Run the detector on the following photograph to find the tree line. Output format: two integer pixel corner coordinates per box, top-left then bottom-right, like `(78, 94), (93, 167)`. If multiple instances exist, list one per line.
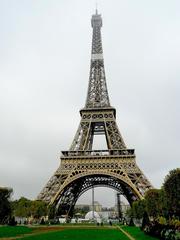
(127, 168), (180, 239)
(0, 191), (48, 225)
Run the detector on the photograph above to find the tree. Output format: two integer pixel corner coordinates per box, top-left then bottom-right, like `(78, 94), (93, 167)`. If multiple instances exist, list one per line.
(141, 211), (150, 230)
(129, 217), (135, 226)
(125, 207), (133, 219)
(13, 197), (31, 218)
(132, 199), (146, 219)
(145, 189), (162, 219)
(163, 168), (180, 218)
(30, 200), (48, 219)
(12, 198), (48, 220)
(47, 204), (56, 219)
(0, 187), (12, 224)
(157, 188), (168, 218)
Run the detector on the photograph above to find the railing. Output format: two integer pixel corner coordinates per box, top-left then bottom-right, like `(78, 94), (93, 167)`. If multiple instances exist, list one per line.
(61, 149), (135, 157)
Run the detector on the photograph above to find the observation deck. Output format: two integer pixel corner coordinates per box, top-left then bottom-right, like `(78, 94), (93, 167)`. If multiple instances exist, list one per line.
(61, 149), (135, 159)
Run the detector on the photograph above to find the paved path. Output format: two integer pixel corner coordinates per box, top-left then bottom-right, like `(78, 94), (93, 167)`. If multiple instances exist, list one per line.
(116, 225), (135, 240)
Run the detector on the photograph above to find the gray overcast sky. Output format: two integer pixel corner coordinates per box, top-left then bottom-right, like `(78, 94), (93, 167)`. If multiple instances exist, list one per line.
(0, 0), (180, 207)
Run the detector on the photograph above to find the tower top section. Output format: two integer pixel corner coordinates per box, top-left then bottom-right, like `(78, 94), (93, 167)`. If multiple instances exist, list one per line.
(91, 10), (102, 28)
(85, 11), (111, 109)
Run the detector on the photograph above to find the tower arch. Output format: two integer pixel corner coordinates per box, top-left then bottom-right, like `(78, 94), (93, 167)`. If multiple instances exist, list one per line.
(52, 172), (142, 217)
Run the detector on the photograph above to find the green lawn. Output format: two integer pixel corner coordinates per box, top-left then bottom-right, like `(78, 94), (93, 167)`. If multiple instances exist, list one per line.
(121, 226), (159, 240)
(20, 228), (130, 240)
(0, 225), (160, 240)
(0, 226), (33, 238)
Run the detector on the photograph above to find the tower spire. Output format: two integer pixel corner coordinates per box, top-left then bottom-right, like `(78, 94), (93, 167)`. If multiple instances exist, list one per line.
(95, 2), (98, 15)
(85, 11), (110, 109)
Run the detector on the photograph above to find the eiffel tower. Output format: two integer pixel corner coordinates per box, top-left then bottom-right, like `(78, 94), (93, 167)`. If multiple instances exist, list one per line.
(37, 10), (152, 217)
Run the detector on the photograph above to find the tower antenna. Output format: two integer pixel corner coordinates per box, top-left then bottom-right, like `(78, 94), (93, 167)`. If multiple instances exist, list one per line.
(95, 1), (98, 14)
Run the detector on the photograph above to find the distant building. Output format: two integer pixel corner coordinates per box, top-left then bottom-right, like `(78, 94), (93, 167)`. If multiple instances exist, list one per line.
(74, 204), (90, 214)
(114, 202), (130, 217)
(99, 211), (116, 220)
(90, 201), (102, 212)
(75, 201), (102, 214)
(75, 204), (90, 210)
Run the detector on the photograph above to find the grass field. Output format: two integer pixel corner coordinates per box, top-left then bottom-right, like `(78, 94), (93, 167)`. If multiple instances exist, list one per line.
(20, 228), (130, 240)
(0, 226), (130, 240)
(121, 226), (159, 240)
(0, 226), (33, 238)
(0, 225), (160, 240)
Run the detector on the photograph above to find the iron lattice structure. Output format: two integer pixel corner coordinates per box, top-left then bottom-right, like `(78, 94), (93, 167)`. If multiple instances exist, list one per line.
(37, 10), (152, 217)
